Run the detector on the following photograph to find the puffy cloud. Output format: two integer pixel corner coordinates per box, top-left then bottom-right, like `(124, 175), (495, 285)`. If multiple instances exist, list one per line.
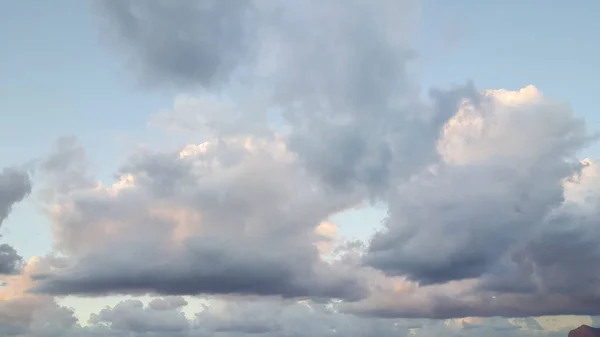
(33, 0), (433, 302)
(366, 85), (589, 285)
(31, 136), (365, 301)
(345, 86), (600, 318)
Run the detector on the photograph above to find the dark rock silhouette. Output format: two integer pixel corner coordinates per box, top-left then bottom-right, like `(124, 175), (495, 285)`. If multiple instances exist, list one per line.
(569, 325), (600, 337)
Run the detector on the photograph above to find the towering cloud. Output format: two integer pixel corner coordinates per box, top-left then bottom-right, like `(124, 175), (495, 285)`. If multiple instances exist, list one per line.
(342, 86), (600, 319)
(366, 86), (589, 284)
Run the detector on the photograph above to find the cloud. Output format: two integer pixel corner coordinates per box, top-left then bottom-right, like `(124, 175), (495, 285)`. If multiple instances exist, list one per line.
(32, 236), (364, 300)
(0, 257), (193, 336)
(0, 244), (23, 275)
(100, 0), (439, 201)
(89, 298), (190, 335)
(95, 0), (255, 89)
(0, 257), (79, 336)
(0, 167), (31, 226)
(0, 166), (32, 274)
(193, 297), (426, 337)
(106, 0), (471, 199)
(33, 0), (430, 302)
(366, 85), (589, 285)
(343, 86), (600, 318)
(31, 136), (365, 301)
(17, 0), (600, 324)
(4, 278), (572, 337)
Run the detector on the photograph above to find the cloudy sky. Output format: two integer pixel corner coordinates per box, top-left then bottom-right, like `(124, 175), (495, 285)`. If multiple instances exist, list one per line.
(2, 0), (600, 336)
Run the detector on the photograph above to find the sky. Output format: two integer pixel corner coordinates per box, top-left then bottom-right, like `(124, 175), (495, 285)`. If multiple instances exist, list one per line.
(1, 0), (600, 336)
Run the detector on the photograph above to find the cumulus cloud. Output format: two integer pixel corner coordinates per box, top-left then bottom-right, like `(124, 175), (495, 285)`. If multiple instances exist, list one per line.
(12, 0), (600, 330)
(32, 0), (430, 302)
(345, 86), (600, 318)
(31, 136), (365, 301)
(362, 85), (588, 279)
(32, 85), (600, 322)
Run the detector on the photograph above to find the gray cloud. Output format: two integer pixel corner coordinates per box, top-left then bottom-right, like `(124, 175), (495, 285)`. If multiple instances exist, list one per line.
(148, 296), (188, 311)
(100, 0), (468, 200)
(0, 244), (23, 275)
(28, 0), (600, 321)
(0, 167), (31, 225)
(287, 82), (478, 198)
(365, 157), (574, 284)
(38, 136), (94, 200)
(364, 86), (591, 286)
(32, 137), (365, 300)
(342, 87), (600, 318)
(193, 297), (426, 337)
(7, 288), (572, 337)
(32, 236), (364, 300)
(89, 299), (190, 335)
(95, 0), (255, 89)
(0, 166), (31, 274)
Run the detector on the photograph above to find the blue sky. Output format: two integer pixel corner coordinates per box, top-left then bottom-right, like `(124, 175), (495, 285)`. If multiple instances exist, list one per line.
(2, 0), (600, 334)
(1, 0), (174, 259)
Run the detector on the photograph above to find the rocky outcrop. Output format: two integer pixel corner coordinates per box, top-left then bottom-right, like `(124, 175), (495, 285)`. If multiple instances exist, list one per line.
(569, 325), (600, 337)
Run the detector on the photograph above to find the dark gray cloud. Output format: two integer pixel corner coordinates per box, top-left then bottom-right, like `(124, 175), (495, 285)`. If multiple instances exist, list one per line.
(0, 244), (23, 275)
(32, 237), (364, 300)
(0, 268), (194, 337)
(365, 157), (573, 284)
